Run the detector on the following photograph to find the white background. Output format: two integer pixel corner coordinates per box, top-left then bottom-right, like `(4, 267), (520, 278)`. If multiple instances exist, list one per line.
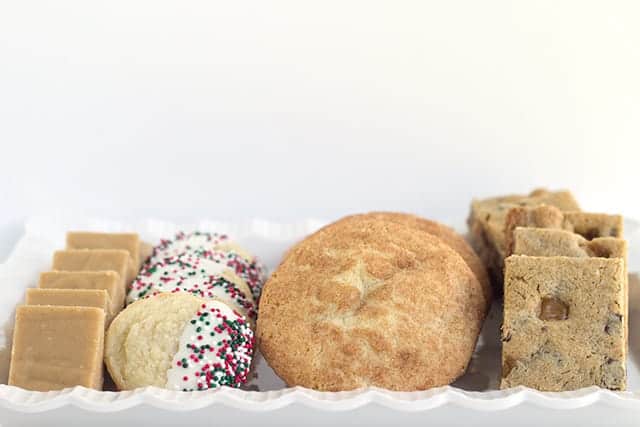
(1, 1), (639, 233)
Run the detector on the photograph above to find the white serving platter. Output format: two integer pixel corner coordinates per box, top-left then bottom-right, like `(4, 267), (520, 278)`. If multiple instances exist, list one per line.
(0, 216), (640, 426)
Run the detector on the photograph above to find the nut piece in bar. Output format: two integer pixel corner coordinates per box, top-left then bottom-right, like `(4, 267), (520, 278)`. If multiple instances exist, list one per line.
(501, 255), (626, 391)
(8, 305), (105, 391)
(51, 249), (129, 293)
(26, 288), (113, 324)
(39, 271), (125, 316)
(66, 232), (140, 283)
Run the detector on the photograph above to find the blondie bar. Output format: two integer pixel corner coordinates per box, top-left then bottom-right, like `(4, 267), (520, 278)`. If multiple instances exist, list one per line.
(504, 205), (623, 255)
(511, 227), (627, 259)
(501, 255), (626, 391)
(467, 189), (580, 292)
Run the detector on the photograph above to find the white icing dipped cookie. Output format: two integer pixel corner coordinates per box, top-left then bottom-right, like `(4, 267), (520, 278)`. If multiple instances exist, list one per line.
(198, 246), (268, 302)
(152, 231), (229, 260)
(127, 253), (257, 324)
(149, 231), (268, 302)
(105, 293), (254, 391)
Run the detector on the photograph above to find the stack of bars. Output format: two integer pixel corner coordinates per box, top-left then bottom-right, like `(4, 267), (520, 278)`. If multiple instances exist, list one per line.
(8, 232), (150, 391)
(468, 189), (627, 391)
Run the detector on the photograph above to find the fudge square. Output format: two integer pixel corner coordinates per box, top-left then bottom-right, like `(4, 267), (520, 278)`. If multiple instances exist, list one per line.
(25, 288), (113, 324)
(9, 305), (105, 391)
(501, 255), (626, 391)
(38, 270), (125, 316)
(66, 232), (140, 282)
(52, 249), (130, 291)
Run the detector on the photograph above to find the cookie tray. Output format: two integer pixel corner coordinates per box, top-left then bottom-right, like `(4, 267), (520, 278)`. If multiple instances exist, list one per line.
(1, 216), (639, 426)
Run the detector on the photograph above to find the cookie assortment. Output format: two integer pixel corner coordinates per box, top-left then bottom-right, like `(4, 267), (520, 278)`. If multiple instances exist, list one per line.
(5, 193), (632, 393)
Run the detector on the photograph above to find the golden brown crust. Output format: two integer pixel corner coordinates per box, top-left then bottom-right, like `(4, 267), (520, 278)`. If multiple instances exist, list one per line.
(358, 212), (491, 304)
(257, 217), (488, 391)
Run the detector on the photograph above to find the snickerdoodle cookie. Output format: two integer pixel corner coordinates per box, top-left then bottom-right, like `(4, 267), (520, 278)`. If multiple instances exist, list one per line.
(257, 217), (488, 391)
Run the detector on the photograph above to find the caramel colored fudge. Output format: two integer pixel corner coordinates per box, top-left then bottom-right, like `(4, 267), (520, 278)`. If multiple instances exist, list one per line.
(66, 232), (140, 283)
(467, 189), (580, 292)
(39, 271), (124, 315)
(8, 305), (105, 391)
(52, 249), (129, 293)
(26, 288), (113, 324)
(501, 256), (626, 391)
(504, 205), (623, 255)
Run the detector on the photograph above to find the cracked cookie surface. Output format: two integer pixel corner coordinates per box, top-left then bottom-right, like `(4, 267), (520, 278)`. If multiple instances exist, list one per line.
(257, 216), (488, 391)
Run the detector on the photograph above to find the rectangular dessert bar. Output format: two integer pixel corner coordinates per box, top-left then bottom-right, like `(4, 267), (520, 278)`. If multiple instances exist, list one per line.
(511, 227), (629, 345)
(501, 255), (626, 391)
(66, 232), (140, 283)
(38, 270), (125, 315)
(504, 205), (623, 255)
(25, 288), (113, 324)
(51, 249), (130, 292)
(8, 305), (105, 391)
(467, 189), (580, 292)
(511, 227), (627, 259)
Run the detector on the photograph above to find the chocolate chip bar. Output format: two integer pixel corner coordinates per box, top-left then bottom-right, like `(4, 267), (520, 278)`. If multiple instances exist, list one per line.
(501, 255), (626, 391)
(504, 205), (623, 256)
(467, 189), (580, 292)
(511, 227), (627, 259)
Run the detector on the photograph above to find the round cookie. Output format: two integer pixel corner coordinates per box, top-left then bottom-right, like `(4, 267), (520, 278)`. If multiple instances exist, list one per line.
(257, 217), (488, 391)
(105, 293), (254, 391)
(356, 212), (492, 304)
(127, 254), (257, 324)
(213, 242), (268, 301)
(152, 231), (229, 260)
(151, 232), (268, 302)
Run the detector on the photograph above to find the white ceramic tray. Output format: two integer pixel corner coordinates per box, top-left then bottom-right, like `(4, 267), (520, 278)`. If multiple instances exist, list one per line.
(1, 216), (640, 427)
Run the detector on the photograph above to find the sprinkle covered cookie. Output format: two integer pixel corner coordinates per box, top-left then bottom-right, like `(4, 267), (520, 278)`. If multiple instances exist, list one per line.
(105, 293), (254, 391)
(197, 247), (268, 302)
(152, 231), (229, 260)
(127, 254), (257, 323)
(149, 232), (268, 301)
